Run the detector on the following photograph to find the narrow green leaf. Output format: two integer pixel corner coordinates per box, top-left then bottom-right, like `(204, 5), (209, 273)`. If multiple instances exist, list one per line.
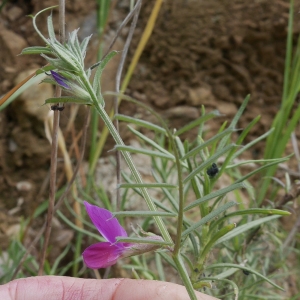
(182, 201), (237, 238)
(205, 263), (284, 291)
(47, 41), (79, 72)
(217, 94), (250, 152)
(215, 215), (280, 245)
(235, 156), (291, 183)
(68, 29), (83, 63)
(182, 128), (235, 160)
(40, 54), (73, 71)
(194, 224), (236, 275)
(116, 237), (173, 246)
(175, 110), (221, 136)
(226, 157), (286, 169)
(47, 13), (56, 41)
(50, 244), (70, 275)
(210, 208), (290, 233)
(183, 144), (237, 184)
(32, 6), (58, 45)
(45, 96), (92, 105)
(231, 95), (250, 127)
(80, 35), (92, 58)
(152, 171), (179, 212)
(57, 210), (103, 241)
(118, 183), (177, 189)
(92, 51), (118, 105)
(36, 65), (56, 75)
(235, 115), (261, 146)
(194, 277), (239, 300)
(114, 114), (166, 134)
(233, 128), (274, 159)
(158, 252), (177, 269)
(21, 46), (53, 55)
(174, 135), (186, 159)
(127, 126), (174, 158)
(155, 253), (166, 281)
(114, 145), (174, 160)
(113, 211), (177, 217)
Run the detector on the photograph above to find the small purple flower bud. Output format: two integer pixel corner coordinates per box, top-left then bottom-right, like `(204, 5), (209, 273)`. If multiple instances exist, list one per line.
(50, 70), (71, 89)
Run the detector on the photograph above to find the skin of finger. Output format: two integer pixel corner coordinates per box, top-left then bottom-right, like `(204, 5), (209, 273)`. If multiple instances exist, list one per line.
(0, 276), (219, 300)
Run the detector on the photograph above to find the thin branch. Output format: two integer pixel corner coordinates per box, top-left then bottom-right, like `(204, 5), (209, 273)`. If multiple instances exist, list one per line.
(38, 0), (66, 275)
(114, 0), (142, 210)
(38, 86), (61, 275)
(90, 0), (142, 70)
(283, 214), (300, 249)
(12, 107), (90, 280)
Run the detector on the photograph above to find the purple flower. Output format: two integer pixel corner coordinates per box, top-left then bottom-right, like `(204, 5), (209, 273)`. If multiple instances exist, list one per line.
(82, 201), (165, 269)
(82, 201), (132, 269)
(50, 70), (71, 89)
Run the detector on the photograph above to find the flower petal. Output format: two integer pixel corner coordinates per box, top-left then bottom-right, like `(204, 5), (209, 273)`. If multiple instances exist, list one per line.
(84, 201), (127, 243)
(50, 70), (70, 89)
(82, 242), (122, 269)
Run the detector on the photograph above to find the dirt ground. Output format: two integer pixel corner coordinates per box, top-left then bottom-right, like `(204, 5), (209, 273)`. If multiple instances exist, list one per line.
(0, 0), (299, 293)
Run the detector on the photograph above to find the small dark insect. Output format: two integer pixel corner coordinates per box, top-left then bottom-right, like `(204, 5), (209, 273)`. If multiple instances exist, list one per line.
(243, 270), (250, 276)
(194, 268), (199, 273)
(206, 163), (219, 178)
(51, 104), (65, 111)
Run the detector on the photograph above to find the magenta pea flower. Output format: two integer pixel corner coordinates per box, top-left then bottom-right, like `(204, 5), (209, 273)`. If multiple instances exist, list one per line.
(82, 201), (164, 269)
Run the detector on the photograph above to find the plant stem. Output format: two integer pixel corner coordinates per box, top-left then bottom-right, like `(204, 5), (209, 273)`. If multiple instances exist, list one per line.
(173, 254), (198, 300)
(81, 73), (173, 244)
(39, 0), (66, 275)
(171, 135), (184, 255)
(89, 0), (163, 173)
(39, 87), (61, 276)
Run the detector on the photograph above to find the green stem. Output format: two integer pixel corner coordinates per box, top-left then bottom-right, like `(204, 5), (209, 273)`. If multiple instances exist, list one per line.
(192, 223), (236, 282)
(173, 254), (198, 300)
(87, 107), (99, 192)
(171, 136), (184, 255)
(80, 72), (173, 244)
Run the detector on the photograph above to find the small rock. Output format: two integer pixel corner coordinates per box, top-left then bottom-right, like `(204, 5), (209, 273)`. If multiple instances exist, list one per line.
(16, 181), (32, 192)
(165, 106), (199, 120)
(7, 6), (23, 22)
(0, 28), (27, 60)
(14, 69), (52, 121)
(188, 86), (215, 106)
(217, 101), (237, 116)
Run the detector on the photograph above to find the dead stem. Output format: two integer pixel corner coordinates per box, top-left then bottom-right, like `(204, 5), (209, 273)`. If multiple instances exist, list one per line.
(38, 88), (61, 275)
(90, 0), (142, 70)
(38, 0), (65, 275)
(12, 107), (90, 280)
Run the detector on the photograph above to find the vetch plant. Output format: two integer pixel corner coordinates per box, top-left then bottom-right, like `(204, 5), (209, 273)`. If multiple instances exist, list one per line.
(21, 6), (292, 299)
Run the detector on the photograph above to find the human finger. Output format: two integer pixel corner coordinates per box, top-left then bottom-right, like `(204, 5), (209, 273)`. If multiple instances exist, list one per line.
(0, 276), (219, 300)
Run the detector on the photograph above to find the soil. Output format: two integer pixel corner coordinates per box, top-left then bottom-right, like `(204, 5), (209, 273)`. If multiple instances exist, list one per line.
(0, 0), (299, 295)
